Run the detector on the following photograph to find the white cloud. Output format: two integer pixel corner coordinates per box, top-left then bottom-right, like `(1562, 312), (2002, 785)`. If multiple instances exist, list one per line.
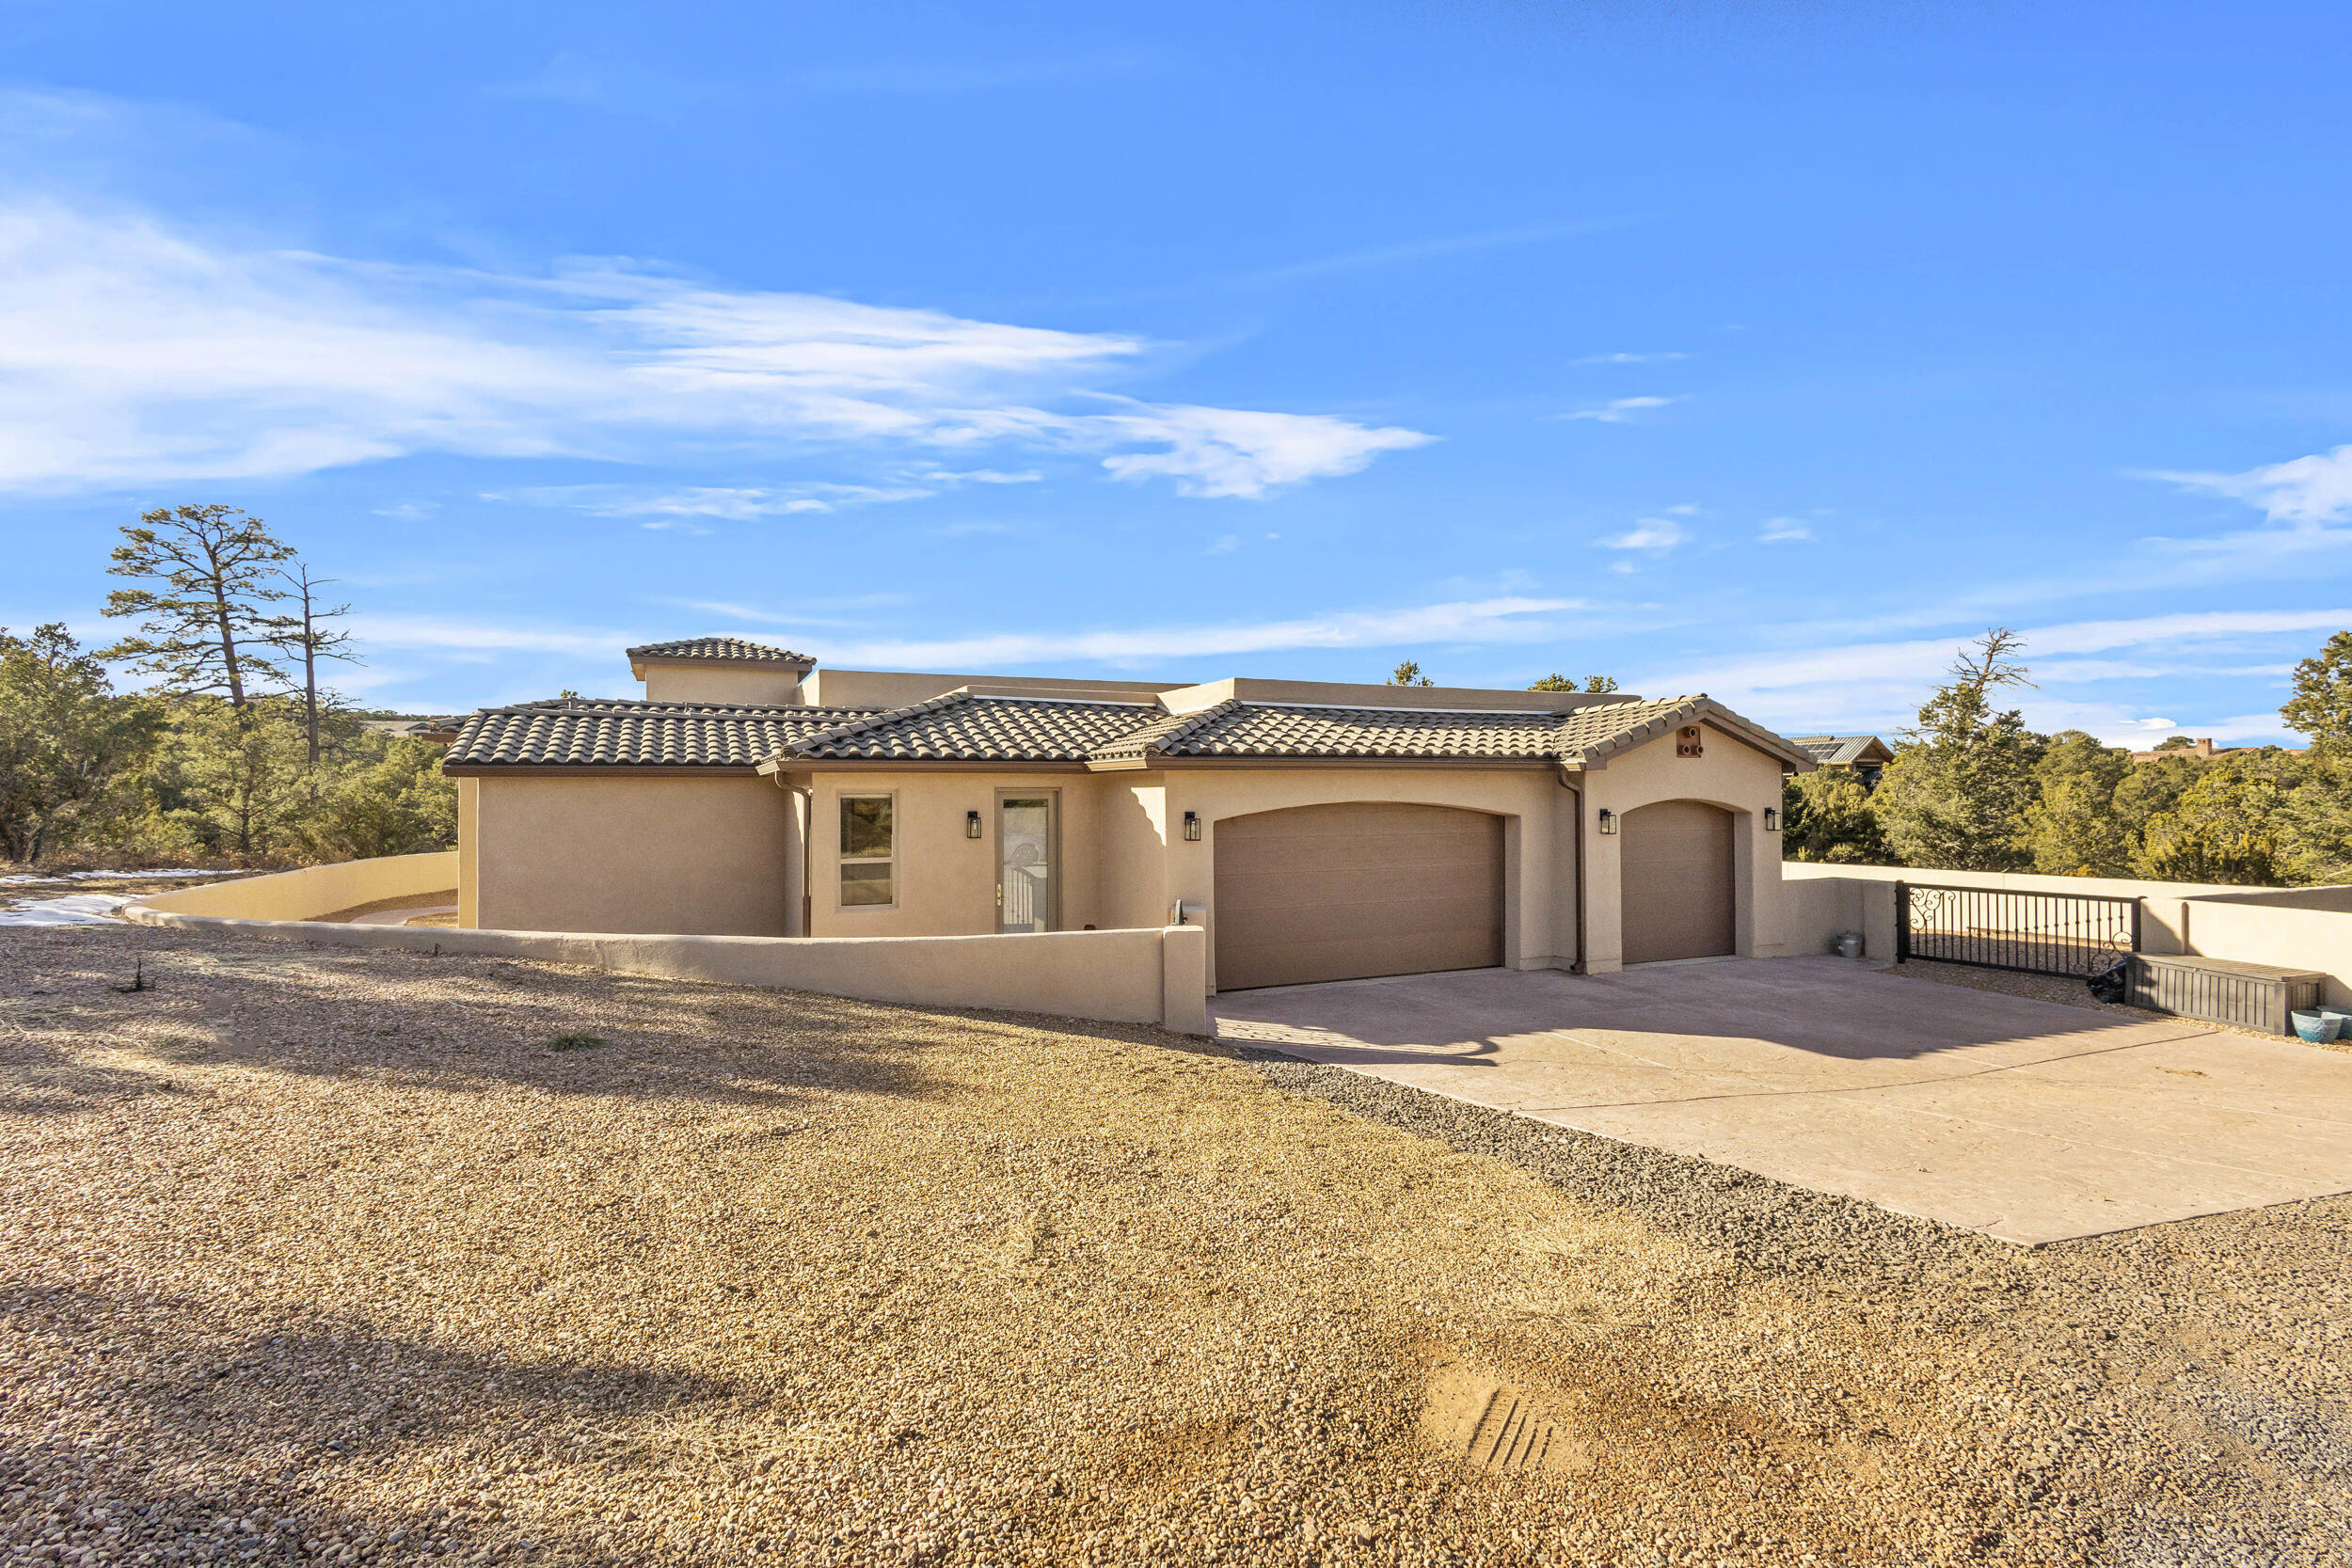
(1597, 517), (1689, 551)
(1628, 608), (2352, 738)
(1090, 402), (1432, 499)
(341, 595), (1586, 676)
(0, 195), (1430, 499)
(2150, 445), (2352, 527)
(1561, 395), (1680, 423)
(1758, 516), (1814, 543)
(485, 52), (739, 119)
(1204, 534), (1239, 555)
(816, 596), (1584, 669)
(513, 483), (935, 520)
(1573, 352), (1688, 365)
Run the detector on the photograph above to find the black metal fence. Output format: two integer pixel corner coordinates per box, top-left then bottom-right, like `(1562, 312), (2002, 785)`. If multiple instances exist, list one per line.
(1896, 881), (2140, 978)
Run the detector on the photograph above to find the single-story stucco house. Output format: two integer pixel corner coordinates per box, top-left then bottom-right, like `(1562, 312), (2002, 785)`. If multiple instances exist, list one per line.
(442, 638), (1820, 990)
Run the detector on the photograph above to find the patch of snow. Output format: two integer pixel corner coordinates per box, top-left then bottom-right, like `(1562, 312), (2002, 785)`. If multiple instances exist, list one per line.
(0, 893), (134, 926)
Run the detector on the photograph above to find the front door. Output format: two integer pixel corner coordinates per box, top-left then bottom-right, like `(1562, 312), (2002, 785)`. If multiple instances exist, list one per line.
(997, 794), (1057, 933)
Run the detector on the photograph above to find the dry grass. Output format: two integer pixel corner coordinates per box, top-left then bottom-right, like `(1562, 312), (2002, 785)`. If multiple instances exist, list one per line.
(2, 924), (2347, 1566)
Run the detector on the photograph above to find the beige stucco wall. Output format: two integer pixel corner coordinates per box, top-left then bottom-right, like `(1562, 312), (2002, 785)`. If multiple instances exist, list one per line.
(124, 888), (1210, 1034)
(457, 776), (480, 927)
(639, 664), (806, 705)
(1151, 767), (1569, 991)
(794, 770), (1116, 938)
(132, 851), (458, 921)
(1781, 862), (2352, 1003)
(1578, 721), (1801, 973)
(472, 774), (791, 936)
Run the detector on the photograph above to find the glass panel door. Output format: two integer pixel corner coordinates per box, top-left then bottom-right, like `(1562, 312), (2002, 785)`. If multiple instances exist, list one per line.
(998, 796), (1056, 933)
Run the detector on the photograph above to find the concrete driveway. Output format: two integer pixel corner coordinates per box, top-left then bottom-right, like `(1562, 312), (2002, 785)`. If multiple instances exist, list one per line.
(1212, 957), (2352, 1244)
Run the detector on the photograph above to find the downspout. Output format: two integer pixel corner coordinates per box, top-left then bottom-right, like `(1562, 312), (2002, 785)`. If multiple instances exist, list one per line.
(798, 783), (814, 938)
(1557, 763), (1587, 975)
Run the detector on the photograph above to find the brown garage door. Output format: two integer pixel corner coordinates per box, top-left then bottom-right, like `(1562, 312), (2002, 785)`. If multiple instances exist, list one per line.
(1619, 800), (1735, 964)
(1213, 802), (1503, 990)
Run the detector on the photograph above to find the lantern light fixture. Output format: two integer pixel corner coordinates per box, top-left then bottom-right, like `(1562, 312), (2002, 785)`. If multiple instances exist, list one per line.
(1763, 806), (1780, 832)
(1182, 810), (1201, 842)
(965, 809), (982, 840)
(1596, 808), (1617, 835)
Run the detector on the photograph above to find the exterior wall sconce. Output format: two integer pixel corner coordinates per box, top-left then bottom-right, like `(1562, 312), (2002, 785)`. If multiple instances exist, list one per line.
(1763, 806), (1780, 832)
(1182, 810), (1201, 842)
(965, 809), (982, 840)
(1596, 808), (1616, 835)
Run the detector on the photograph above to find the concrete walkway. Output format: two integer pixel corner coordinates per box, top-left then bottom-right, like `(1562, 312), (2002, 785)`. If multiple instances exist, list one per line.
(1212, 957), (2352, 1244)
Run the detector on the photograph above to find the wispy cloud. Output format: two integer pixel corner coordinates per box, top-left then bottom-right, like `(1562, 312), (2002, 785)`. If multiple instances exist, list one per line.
(2148, 445), (2352, 526)
(816, 596), (1585, 670)
(342, 595), (1588, 677)
(1597, 517), (1689, 551)
(485, 52), (738, 119)
(1574, 352), (1688, 365)
(509, 483), (936, 521)
(1629, 608), (2352, 742)
(0, 194), (1429, 500)
(1204, 534), (1239, 556)
(785, 52), (1162, 96)
(1758, 516), (1814, 543)
(1561, 395), (1680, 423)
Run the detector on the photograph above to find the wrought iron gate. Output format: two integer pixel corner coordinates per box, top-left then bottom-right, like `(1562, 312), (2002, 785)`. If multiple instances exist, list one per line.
(1896, 881), (2140, 978)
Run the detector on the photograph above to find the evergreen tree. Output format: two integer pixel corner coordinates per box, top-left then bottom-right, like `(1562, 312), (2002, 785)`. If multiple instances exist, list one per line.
(1780, 768), (1890, 863)
(2132, 750), (2299, 886)
(270, 563), (360, 766)
(0, 625), (160, 863)
(1872, 628), (2043, 871)
(2022, 730), (2132, 876)
(101, 505), (295, 711)
(2280, 630), (2352, 749)
(1388, 659), (1434, 688)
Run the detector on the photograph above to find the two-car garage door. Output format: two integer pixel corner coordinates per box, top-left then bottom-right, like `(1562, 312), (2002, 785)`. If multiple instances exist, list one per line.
(1213, 802), (1503, 991)
(1212, 796), (1739, 989)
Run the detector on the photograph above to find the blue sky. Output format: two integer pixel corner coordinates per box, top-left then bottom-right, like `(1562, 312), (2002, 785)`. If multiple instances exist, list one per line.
(4, 0), (2350, 742)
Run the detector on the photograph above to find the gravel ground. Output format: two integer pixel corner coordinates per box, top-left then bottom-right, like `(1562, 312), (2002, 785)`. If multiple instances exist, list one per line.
(3, 923), (2347, 1567)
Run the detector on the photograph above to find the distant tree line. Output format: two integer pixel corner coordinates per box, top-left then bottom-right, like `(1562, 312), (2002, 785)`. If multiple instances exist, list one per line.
(0, 505), (455, 867)
(1783, 627), (2352, 886)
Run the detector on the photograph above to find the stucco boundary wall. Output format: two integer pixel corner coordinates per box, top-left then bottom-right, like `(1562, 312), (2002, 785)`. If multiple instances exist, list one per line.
(124, 857), (1213, 1035)
(1781, 863), (2352, 1006)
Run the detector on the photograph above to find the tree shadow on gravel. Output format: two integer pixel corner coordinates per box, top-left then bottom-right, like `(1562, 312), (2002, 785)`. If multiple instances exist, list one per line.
(0, 1277), (778, 1566)
(0, 924), (967, 1114)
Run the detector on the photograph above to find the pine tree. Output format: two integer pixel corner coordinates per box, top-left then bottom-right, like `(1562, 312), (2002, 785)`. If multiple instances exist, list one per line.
(101, 505), (294, 711)
(1871, 628), (2043, 871)
(270, 563), (361, 766)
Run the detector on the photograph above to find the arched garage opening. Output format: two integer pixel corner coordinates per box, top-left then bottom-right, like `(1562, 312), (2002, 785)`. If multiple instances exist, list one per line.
(1213, 802), (1504, 990)
(1618, 799), (1736, 964)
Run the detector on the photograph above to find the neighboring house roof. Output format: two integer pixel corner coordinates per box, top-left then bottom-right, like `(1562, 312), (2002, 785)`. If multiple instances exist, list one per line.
(777, 691), (1164, 763)
(1787, 734), (1894, 768)
(624, 636), (816, 669)
(444, 698), (884, 769)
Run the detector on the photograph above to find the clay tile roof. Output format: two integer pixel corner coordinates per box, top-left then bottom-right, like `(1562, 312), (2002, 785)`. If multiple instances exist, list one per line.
(444, 698), (883, 768)
(1089, 694), (1818, 770)
(776, 690), (1163, 763)
(623, 637), (815, 668)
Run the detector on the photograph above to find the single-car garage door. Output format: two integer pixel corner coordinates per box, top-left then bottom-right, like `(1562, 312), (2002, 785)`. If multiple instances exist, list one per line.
(1213, 802), (1503, 990)
(1619, 799), (1735, 964)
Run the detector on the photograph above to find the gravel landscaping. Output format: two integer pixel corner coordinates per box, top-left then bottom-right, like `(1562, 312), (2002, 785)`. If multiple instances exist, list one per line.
(3, 922), (2348, 1566)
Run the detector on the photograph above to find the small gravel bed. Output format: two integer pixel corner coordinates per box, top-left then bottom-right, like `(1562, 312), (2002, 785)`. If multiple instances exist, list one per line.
(3, 923), (2347, 1567)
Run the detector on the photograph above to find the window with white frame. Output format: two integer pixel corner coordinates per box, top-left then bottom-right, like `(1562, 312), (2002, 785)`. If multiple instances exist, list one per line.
(838, 794), (895, 907)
